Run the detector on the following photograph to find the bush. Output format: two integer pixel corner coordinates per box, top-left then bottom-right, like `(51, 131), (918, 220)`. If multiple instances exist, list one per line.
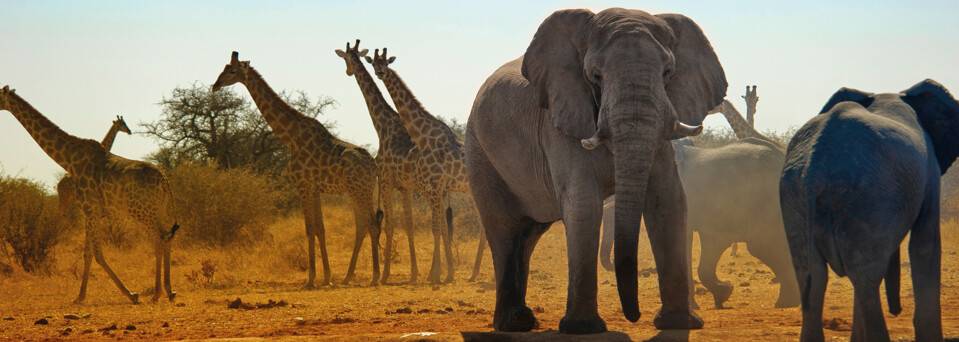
(167, 163), (281, 247)
(0, 175), (65, 273)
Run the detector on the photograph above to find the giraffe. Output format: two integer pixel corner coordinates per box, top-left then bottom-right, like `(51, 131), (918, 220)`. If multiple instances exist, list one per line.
(58, 115), (132, 226)
(0, 86), (179, 304)
(336, 40), (421, 284)
(212, 52), (382, 287)
(707, 85), (783, 149)
(742, 85), (758, 127)
(368, 48), (471, 284)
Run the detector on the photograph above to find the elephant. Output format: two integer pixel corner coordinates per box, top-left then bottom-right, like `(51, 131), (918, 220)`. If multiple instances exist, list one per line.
(599, 137), (800, 310)
(779, 79), (959, 342)
(465, 8), (726, 334)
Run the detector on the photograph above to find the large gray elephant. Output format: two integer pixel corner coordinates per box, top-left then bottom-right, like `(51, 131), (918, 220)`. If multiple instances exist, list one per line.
(780, 79), (959, 342)
(465, 8), (726, 334)
(599, 137), (800, 309)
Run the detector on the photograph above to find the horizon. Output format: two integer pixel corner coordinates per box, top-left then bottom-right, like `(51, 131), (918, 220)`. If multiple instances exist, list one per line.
(1, 0), (957, 188)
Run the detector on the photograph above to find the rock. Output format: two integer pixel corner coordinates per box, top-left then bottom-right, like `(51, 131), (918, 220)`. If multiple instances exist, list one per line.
(99, 323), (118, 331)
(175, 303), (186, 307)
(292, 317), (305, 325)
(740, 282), (750, 287)
(34, 318), (48, 325)
(81, 329), (94, 334)
(161, 322), (170, 328)
(434, 310), (447, 314)
(824, 317), (852, 331)
(533, 306), (545, 313)
(445, 307), (454, 312)
(395, 307), (413, 314)
(418, 309), (431, 314)
(125, 325), (136, 331)
(457, 300), (473, 307)
(64, 313), (91, 320)
(2, 317), (13, 321)
(292, 302), (306, 308)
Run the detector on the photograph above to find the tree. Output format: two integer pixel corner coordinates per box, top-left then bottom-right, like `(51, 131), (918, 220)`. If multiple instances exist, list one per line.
(141, 83), (335, 174)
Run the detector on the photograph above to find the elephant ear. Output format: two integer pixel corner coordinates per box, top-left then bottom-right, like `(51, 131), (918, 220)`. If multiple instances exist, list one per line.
(522, 9), (596, 139)
(656, 14), (727, 127)
(819, 87), (874, 114)
(902, 79), (959, 173)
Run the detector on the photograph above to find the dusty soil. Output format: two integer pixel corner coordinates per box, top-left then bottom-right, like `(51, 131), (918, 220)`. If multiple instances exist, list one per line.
(2, 216), (958, 341)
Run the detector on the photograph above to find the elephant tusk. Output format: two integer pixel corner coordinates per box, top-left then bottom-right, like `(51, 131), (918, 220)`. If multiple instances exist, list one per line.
(581, 136), (603, 150)
(674, 121), (703, 137)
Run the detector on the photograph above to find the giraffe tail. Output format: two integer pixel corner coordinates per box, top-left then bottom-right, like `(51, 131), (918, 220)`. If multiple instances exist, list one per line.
(162, 223), (180, 241)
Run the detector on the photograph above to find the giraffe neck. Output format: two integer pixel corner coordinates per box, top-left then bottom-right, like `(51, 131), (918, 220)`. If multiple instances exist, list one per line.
(101, 124), (121, 151)
(4, 91), (100, 171)
(718, 100), (782, 148)
(380, 68), (459, 150)
(350, 59), (412, 146)
(242, 68), (334, 149)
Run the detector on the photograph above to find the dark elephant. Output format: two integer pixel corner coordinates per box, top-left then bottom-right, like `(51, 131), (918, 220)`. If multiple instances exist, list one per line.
(779, 79), (959, 342)
(465, 8), (726, 334)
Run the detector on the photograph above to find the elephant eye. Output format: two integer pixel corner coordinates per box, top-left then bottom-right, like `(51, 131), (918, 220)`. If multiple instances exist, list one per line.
(591, 69), (602, 82)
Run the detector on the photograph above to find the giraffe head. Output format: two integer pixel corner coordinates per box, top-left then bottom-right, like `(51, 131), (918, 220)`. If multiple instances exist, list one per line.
(334, 39), (370, 76)
(367, 48), (396, 81)
(113, 115), (132, 135)
(0, 85), (16, 111)
(211, 51), (251, 93)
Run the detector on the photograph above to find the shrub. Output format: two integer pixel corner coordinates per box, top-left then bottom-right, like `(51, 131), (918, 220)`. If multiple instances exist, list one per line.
(0, 175), (64, 273)
(166, 163), (281, 247)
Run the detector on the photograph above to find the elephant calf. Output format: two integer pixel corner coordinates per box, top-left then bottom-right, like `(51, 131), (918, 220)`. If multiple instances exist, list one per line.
(779, 79), (959, 342)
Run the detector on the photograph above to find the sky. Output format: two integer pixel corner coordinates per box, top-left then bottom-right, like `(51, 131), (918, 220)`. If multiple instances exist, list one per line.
(1, 0), (957, 188)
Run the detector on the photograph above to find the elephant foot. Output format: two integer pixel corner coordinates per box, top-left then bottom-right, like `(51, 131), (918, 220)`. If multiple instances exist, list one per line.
(653, 309), (703, 330)
(128, 292), (140, 305)
(774, 294), (800, 308)
(711, 282), (734, 309)
(496, 306), (539, 332)
(559, 315), (607, 334)
(168, 291), (177, 302)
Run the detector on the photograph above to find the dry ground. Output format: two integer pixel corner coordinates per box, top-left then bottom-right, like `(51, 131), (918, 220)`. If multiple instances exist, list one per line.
(2, 206), (959, 341)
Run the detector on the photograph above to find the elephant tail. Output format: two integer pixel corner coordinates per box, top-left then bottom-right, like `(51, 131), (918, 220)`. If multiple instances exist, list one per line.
(885, 247), (902, 316)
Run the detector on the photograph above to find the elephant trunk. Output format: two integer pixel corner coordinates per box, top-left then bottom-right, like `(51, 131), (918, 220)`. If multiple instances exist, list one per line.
(610, 99), (662, 323)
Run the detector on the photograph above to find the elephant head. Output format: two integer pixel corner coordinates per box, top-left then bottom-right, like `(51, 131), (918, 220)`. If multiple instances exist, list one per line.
(521, 8), (726, 321)
(820, 79), (959, 174)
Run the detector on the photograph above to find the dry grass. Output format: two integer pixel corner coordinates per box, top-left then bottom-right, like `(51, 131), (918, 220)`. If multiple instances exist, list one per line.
(1, 194), (959, 340)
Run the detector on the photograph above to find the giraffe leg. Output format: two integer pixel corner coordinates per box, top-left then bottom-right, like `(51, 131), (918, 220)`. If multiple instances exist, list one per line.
(93, 246), (138, 304)
(163, 240), (175, 301)
(469, 228), (487, 282)
(74, 232), (94, 304)
(314, 196), (333, 286)
(380, 179), (396, 284)
(152, 237), (162, 302)
(425, 193), (445, 284)
(342, 204), (367, 286)
(299, 192), (320, 289)
(401, 189), (418, 284)
(443, 199), (456, 284)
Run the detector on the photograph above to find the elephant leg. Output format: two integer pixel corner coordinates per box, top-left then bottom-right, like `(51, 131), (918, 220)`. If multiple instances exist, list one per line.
(599, 200), (615, 272)
(152, 237), (163, 302)
(797, 247), (828, 342)
(697, 232), (733, 309)
(643, 146), (702, 329)
(469, 227), (486, 282)
(74, 231), (95, 304)
(557, 192), (606, 334)
(748, 239), (800, 308)
(489, 219), (550, 332)
(380, 179), (396, 284)
(401, 189), (418, 284)
(909, 198), (942, 342)
(93, 245), (138, 304)
(848, 277), (888, 342)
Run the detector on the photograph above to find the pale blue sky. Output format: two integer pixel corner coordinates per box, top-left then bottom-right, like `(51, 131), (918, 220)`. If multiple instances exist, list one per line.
(1, 0), (957, 188)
